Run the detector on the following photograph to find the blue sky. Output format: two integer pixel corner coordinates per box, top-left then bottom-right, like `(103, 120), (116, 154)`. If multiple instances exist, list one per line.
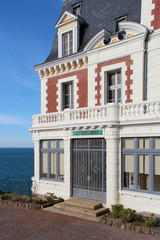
(0, 0), (62, 147)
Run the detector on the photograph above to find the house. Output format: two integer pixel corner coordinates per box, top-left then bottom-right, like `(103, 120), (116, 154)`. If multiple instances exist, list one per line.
(30, 0), (160, 214)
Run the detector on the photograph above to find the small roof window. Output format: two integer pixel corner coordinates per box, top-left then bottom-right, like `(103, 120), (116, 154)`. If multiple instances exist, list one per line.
(73, 3), (81, 16)
(115, 15), (127, 32)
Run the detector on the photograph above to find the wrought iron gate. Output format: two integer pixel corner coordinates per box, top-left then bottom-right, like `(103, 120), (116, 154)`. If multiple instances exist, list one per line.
(72, 138), (106, 201)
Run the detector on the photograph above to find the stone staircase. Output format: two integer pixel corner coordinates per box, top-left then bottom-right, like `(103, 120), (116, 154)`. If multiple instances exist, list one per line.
(44, 197), (109, 221)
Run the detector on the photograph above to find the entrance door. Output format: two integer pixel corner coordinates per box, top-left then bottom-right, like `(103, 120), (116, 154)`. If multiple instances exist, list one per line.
(72, 138), (106, 201)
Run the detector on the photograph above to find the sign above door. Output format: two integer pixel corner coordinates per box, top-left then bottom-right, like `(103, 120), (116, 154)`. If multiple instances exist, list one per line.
(73, 130), (103, 136)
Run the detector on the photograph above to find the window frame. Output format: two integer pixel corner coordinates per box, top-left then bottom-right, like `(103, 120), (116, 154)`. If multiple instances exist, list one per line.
(115, 15), (127, 32)
(62, 81), (74, 110)
(40, 140), (64, 182)
(73, 3), (81, 16)
(62, 31), (73, 57)
(107, 70), (121, 103)
(122, 137), (160, 195)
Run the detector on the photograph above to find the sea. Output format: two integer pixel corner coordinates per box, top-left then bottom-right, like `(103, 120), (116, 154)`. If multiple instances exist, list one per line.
(0, 148), (34, 195)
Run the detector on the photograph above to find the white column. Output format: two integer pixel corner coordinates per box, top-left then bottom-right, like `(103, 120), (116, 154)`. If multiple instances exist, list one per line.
(64, 138), (71, 199)
(105, 127), (119, 205)
(31, 139), (40, 194)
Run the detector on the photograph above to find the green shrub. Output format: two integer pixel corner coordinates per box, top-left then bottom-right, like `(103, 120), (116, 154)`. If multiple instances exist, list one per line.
(121, 208), (136, 223)
(134, 214), (145, 223)
(11, 194), (21, 201)
(22, 196), (32, 203)
(0, 194), (8, 200)
(34, 198), (43, 204)
(111, 204), (124, 218)
(45, 193), (57, 202)
(144, 214), (159, 228)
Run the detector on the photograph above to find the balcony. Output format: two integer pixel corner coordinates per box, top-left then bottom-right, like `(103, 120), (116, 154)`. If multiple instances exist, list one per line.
(31, 101), (160, 130)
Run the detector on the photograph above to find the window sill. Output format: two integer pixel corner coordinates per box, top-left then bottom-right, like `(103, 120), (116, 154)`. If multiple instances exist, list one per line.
(39, 179), (64, 185)
(119, 190), (160, 200)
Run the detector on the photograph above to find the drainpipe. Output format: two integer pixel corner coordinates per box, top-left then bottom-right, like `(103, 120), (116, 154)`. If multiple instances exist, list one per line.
(143, 30), (153, 101)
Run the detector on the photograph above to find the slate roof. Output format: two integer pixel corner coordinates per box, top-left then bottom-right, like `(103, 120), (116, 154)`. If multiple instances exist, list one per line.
(45, 0), (142, 63)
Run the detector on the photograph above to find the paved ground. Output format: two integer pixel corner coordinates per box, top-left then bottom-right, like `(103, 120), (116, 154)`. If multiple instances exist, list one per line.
(0, 205), (160, 240)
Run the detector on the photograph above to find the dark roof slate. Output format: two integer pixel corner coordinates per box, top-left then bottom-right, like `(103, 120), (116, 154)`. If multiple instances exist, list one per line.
(45, 0), (142, 63)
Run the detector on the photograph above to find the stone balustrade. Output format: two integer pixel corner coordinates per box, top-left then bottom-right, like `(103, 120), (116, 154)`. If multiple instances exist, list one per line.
(31, 101), (160, 129)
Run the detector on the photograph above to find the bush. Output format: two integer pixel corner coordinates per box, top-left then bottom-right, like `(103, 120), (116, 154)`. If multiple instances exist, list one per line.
(121, 208), (136, 223)
(34, 198), (44, 204)
(0, 194), (8, 200)
(111, 204), (124, 218)
(144, 214), (159, 228)
(11, 194), (21, 201)
(134, 214), (145, 223)
(22, 196), (32, 203)
(45, 193), (57, 202)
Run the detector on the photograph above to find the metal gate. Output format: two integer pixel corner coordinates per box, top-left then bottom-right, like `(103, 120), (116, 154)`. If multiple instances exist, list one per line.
(72, 138), (106, 201)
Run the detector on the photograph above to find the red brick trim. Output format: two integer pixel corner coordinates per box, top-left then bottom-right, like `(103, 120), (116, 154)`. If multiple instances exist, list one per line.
(95, 56), (133, 105)
(46, 69), (88, 113)
(151, 0), (160, 30)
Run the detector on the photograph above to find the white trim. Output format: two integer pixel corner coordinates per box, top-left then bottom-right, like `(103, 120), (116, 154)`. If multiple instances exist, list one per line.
(119, 21), (148, 36)
(57, 75), (78, 112)
(55, 11), (78, 28)
(84, 29), (111, 52)
(100, 62), (127, 105)
(57, 20), (80, 58)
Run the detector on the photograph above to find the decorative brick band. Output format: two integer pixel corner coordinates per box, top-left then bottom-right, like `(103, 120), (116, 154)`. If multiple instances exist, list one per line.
(46, 69), (88, 113)
(95, 56), (133, 106)
(151, 0), (160, 30)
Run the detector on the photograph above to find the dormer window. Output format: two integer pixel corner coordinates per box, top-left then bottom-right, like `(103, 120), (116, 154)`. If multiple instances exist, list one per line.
(115, 15), (127, 32)
(73, 4), (81, 16)
(55, 11), (84, 58)
(62, 31), (73, 57)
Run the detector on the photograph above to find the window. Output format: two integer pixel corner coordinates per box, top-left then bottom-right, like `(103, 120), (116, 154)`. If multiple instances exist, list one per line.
(107, 71), (121, 103)
(73, 4), (81, 16)
(63, 82), (73, 110)
(122, 138), (160, 194)
(62, 31), (73, 57)
(41, 140), (64, 181)
(115, 15), (127, 32)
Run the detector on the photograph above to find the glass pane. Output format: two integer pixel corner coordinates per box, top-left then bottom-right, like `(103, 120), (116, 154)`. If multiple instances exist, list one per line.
(65, 84), (70, 94)
(138, 155), (149, 190)
(109, 90), (115, 102)
(117, 88), (121, 103)
(42, 141), (47, 148)
(138, 138), (149, 149)
(50, 140), (56, 149)
(154, 138), (160, 149)
(59, 140), (64, 149)
(41, 153), (47, 178)
(65, 95), (70, 108)
(109, 73), (115, 86)
(117, 72), (121, 84)
(154, 155), (160, 192)
(69, 31), (73, 40)
(50, 153), (56, 179)
(124, 155), (134, 189)
(124, 139), (134, 149)
(58, 153), (64, 180)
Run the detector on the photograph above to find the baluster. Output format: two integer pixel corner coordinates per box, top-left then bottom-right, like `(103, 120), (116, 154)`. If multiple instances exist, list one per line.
(155, 102), (160, 115)
(149, 103), (154, 115)
(140, 104), (145, 116)
(88, 109), (91, 119)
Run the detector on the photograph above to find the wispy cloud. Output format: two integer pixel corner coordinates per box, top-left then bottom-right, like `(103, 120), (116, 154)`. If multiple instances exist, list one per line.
(0, 113), (31, 125)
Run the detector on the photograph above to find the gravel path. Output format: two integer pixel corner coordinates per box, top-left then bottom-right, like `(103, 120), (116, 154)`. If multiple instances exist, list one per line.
(0, 205), (160, 240)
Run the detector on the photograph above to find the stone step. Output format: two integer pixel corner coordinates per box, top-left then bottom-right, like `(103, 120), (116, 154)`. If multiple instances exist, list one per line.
(54, 202), (109, 217)
(64, 197), (103, 210)
(44, 206), (98, 222)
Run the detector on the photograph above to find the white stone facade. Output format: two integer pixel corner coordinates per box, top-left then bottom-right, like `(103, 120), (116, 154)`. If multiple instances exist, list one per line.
(30, 1), (160, 214)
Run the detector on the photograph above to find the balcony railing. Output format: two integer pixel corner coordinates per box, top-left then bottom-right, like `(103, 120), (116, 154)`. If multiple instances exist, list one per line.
(31, 101), (160, 129)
